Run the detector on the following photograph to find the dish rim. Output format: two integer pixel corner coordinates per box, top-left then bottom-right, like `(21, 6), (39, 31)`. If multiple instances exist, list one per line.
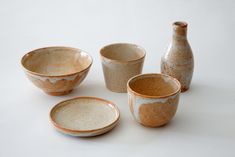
(49, 96), (120, 133)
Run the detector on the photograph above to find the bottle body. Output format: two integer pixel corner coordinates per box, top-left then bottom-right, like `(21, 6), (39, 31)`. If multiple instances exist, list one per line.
(161, 22), (194, 92)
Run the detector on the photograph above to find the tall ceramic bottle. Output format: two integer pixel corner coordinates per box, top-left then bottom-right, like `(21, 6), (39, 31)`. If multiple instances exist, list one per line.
(161, 21), (194, 92)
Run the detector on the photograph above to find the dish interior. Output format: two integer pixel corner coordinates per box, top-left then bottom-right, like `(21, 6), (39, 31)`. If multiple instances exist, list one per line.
(128, 74), (180, 97)
(51, 98), (118, 131)
(22, 47), (92, 76)
(100, 44), (145, 61)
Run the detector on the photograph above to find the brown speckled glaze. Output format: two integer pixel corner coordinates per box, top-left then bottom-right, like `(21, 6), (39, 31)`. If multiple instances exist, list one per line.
(127, 73), (181, 127)
(161, 21), (194, 92)
(21, 47), (92, 96)
(100, 43), (145, 93)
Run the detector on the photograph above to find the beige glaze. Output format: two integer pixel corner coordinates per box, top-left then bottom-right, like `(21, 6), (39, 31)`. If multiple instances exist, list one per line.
(100, 43), (145, 93)
(21, 47), (92, 95)
(161, 21), (194, 92)
(50, 97), (120, 137)
(127, 73), (181, 127)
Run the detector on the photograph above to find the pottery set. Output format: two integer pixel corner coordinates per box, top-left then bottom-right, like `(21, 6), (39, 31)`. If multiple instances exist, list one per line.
(21, 21), (194, 137)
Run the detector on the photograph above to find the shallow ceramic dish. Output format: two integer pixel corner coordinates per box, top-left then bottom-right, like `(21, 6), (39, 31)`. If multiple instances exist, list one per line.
(21, 46), (92, 96)
(50, 97), (120, 137)
(127, 73), (181, 127)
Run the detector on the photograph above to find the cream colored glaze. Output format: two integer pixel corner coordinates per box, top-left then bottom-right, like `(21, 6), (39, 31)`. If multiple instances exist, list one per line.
(100, 43), (145, 93)
(26, 72), (80, 84)
(128, 92), (178, 122)
(50, 97), (120, 137)
(127, 73), (181, 127)
(53, 99), (117, 130)
(25, 69), (89, 95)
(21, 47), (92, 95)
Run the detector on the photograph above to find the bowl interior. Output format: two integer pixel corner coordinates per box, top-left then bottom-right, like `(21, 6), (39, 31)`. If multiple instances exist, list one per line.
(128, 74), (180, 97)
(50, 97), (119, 131)
(100, 43), (145, 61)
(22, 47), (92, 76)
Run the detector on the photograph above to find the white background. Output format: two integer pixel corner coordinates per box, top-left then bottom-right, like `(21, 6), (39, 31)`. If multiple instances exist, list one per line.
(0, 0), (235, 156)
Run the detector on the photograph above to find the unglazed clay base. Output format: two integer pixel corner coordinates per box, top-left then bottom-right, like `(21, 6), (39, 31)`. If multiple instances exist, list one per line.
(50, 97), (120, 137)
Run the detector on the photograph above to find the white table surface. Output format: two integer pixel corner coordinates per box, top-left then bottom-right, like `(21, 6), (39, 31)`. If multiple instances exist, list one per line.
(1, 0), (235, 156)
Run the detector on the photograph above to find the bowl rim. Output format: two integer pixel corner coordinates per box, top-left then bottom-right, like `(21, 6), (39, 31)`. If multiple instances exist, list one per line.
(21, 46), (93, 77)
(49, 96), (120, 134)
(100, 42), (146, 63)
(127, 73), (181, 98)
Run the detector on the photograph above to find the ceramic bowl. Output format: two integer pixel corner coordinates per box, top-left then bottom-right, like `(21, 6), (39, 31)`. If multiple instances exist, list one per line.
(127, 73), (181, 127)
(21, 46), (92, 96)
(100, 43), (146, 93)
(50, 97), (120, 137)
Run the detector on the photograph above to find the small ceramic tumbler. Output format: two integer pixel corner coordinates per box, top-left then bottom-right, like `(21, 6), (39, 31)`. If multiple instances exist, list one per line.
(127, 73), (181, 127)
(100, 43), (146, 93)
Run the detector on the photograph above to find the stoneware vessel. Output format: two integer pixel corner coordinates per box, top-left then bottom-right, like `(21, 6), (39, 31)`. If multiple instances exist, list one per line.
(127, 73), (181, 127)
(100, 43), (146, 93)
(21, 46), (92, 96)
(50, 97), (120, 137)
(161, 21), (194, 92)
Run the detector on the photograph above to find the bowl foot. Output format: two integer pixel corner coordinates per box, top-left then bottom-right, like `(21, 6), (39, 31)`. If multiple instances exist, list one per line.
(181, 87), (189, 92)
(45, 90), (73, 96)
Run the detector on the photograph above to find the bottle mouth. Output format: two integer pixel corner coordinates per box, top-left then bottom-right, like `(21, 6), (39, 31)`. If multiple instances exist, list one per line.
(173, 21), (188, 28)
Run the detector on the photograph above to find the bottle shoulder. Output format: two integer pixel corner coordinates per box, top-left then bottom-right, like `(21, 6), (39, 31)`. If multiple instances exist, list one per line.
(162, 41), (194, 66)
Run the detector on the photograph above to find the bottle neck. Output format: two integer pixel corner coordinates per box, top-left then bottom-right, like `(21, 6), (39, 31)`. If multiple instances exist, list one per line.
(172, 21), (188, 41)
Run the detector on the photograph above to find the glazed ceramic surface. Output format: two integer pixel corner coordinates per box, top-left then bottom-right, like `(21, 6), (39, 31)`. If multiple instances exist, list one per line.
(161, 21), (194, 92)
(127, 73), (181, 127)
(21, 46), (92, 96)
(50, 97), (120, 137)
(100, 43), (145, 93)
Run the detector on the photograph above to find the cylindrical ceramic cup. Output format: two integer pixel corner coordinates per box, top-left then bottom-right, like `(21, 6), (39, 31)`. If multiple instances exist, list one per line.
(100, 43), (146, 93)
(127, 73), (181, 127)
